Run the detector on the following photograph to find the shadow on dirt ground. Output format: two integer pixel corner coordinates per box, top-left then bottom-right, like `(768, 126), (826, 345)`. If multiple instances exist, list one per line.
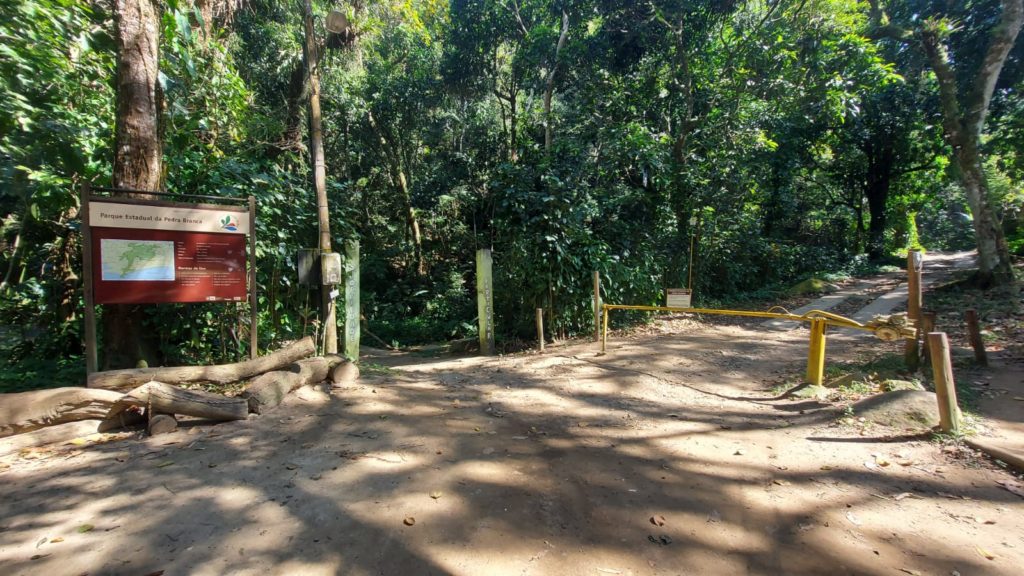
(1, 319), (1022, 575)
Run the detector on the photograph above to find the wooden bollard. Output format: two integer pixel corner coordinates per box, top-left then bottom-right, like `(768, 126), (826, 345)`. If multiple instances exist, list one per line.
(904, 250), (923, 370)
(593, 271), (601, 343)
(927, 332), (961, 435)
(536, 308), (545, 352)
(920, 311), (937, 365)
(964, 309), (988, 366)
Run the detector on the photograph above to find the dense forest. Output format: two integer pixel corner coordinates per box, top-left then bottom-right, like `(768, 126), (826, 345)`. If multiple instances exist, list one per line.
(2, 0), (1023, 390)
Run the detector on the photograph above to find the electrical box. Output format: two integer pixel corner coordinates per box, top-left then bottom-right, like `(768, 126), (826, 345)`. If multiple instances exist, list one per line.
(321, 252), (342, 285)
(297, 248), (320, 287)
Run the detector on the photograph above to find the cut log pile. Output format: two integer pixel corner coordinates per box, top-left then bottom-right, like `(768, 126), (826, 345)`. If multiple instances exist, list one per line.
(0, 336), (359, 453)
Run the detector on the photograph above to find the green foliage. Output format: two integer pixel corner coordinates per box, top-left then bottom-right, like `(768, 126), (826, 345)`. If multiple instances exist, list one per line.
(5, 0), (1024, 388)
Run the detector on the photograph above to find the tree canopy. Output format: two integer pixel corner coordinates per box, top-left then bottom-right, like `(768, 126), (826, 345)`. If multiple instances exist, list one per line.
(1, 0), (1022, 388)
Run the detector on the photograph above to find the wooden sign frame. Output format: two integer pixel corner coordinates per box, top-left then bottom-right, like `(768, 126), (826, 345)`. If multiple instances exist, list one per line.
(81, 183), (258, 373)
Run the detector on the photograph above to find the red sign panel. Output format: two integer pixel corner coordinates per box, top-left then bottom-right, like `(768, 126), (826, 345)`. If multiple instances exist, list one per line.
(92, 227), (247, 304)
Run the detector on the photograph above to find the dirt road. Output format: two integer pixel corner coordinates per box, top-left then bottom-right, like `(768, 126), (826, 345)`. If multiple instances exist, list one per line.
(2, 309), (1023, 575)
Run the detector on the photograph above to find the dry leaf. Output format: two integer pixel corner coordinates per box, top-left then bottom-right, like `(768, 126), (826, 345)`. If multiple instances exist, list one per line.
(49, 537), (63, 544)
(845, 511), (862, 526)
(77, 524), (94, 533)
(976, 546), (995, 560)
(403, 517), (416, 526)
(429, 491), (442, 499)
(650, 515), (666, 527)
(820, 465), (833, 471)
(898, 569), (922, 575)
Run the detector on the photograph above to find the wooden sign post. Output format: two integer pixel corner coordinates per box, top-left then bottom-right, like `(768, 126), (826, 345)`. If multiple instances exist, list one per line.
(343, 239), (360, 360)
(905, 250), (923, 370)
(476, 249), (495, 355)
(81, 184), (258, 372)
(593, 271), (601, 342)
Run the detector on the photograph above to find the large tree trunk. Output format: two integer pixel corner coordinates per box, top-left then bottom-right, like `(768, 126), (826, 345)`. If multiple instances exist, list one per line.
(106, 0), (163, 369)
(105, 381), (248, 421)
(0, 421), (105, 457)
(0, 388), (124, 437)
(917, 1), (1021, 285)
(240, 356), (334, 414)
(959, 152), (1014, 283)
(88, 336), (315, 390)
(865, 139), (894, 260)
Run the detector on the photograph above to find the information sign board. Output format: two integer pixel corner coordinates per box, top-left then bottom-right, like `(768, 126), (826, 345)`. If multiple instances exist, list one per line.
(91, 227), (247, 304)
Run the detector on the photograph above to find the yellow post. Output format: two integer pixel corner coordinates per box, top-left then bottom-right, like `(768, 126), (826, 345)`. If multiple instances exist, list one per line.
(805, 318), (827, 385)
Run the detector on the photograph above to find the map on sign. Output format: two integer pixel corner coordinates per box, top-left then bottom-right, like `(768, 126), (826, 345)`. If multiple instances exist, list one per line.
(100, 239), (175, 281)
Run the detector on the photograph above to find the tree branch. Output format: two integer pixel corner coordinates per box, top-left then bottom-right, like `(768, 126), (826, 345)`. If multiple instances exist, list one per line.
(965, 0), (1024, 138)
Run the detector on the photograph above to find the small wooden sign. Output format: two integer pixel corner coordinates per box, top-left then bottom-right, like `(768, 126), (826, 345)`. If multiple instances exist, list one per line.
(666, 288), (692, 308)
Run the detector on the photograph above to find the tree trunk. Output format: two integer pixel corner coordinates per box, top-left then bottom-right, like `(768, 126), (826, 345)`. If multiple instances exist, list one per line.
(0, 388), (124, 437)
(865, 139), (894, 260)
(959, 150), (1014, 284)
(106, 381), (248, 421)
(107, 0), (163, 369)
(302, 0), (338, 354)
(0, 421), (104, 457)
(916, 2), (1021, 285)
(240, 356), (336, 414)
(87, 336), (315, 391)
(543, 12), (569, 152)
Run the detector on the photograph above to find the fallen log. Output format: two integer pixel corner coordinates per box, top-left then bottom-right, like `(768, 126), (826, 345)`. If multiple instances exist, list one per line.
(147, 414), (178, 436)
(329, 361), (360, 386)
(87, 337), (316, 391)
(0, 420), (103, 456)
(240, 357), (331, 414)
(106, 381), (249, 422)
(1, 387), (124, 438)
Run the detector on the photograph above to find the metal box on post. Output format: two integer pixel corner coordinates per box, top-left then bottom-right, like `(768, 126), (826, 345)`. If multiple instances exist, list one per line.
(321, 252), (342, 285)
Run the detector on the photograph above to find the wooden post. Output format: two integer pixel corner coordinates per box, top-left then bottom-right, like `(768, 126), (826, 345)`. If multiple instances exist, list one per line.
(593, 271), (601, 342)
(536, 308), (544, 352)
(81, 182), (98, 374)
(343, 240), (360, 360)
(920, 311), (936, 365)
(248, 195), (258, 359)
(927, 332), (961, 434)
(805, 318), (827, 385)
(476, 249), (495, 355)
(905, 250), (923, 370)
(964, 309), (988, 366)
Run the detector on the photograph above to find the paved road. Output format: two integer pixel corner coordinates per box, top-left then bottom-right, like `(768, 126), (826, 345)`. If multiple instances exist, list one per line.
(761, 251), (976, 331)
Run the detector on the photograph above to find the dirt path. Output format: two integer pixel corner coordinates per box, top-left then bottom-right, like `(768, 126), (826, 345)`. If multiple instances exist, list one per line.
(2, 310), (1023, 575)
(1, 254), (1021, 575)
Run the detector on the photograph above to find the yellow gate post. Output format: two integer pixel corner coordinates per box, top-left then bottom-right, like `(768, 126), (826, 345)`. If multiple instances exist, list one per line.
(806, 318), (827, 385)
